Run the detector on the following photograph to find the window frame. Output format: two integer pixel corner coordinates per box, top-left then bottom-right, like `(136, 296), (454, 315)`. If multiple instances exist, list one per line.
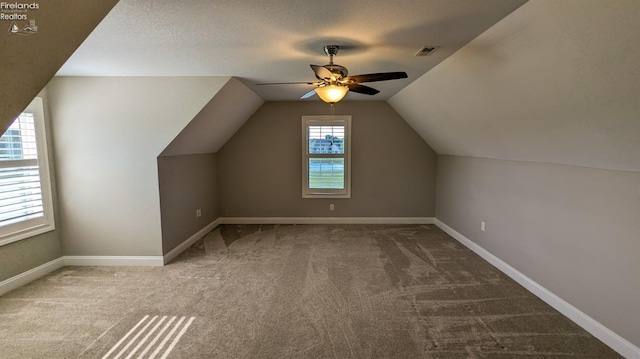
(301, 115), (352, 198)
(0, 97), (55, 246)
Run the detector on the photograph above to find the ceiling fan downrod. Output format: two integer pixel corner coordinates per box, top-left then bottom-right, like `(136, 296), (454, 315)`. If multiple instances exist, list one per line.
(324, 45), (339, 65)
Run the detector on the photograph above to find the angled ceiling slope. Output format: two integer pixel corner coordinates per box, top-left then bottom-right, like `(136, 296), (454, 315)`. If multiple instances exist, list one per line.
(160, 77), (264, 156)
(56, 0), (527, 102)
(389, 0), (640, 172)
(0, 0), (119, 132)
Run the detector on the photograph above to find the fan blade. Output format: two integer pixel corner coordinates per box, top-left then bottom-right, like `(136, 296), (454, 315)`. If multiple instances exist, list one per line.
(346, 83), (379, 95)
(343, 72), (407, 84)
(311, 64), (336, 81)
(257, 81), (316, 85)
(300, 89), (317, 99)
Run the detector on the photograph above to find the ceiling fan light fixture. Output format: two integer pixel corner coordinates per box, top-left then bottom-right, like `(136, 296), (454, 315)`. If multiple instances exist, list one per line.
(314, 84), (348, 104)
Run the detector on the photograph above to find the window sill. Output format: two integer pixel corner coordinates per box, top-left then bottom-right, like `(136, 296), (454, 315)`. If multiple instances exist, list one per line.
(0, 221), (56, 247)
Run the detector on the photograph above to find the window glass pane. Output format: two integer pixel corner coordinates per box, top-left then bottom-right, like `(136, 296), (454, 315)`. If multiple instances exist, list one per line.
(0, 113), (37, 160)
(309, 158), (344, 189)
(308, 125), (344, 154)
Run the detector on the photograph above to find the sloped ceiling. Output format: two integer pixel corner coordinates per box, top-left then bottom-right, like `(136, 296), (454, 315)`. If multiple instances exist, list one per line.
(0, 0), (119, 132)
(160, 77), (264, 156)
(56, 0), (527, 102)
(6, 1), (637, 174)
(389, 0), (640, 172)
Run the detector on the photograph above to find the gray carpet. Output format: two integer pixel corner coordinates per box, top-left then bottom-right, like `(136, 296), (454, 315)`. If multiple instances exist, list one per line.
(0, 224), (621, 358)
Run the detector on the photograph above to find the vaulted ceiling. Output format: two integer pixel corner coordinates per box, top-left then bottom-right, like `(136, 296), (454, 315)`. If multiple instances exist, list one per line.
(389, 0), (640, 172)
(2, 0), (639, 173)
(56, 0), (527, 101)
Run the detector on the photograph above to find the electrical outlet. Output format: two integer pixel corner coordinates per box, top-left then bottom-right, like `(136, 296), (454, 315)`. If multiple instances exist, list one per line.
(196, 208), (201, 217)
(481, 221), (486, 232)
(330, 204), (335, 211)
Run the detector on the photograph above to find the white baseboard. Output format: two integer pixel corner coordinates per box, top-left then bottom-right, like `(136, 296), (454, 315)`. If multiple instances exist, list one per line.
(63, 256), (164, 267)
(1, 255), (164, 297)
(1, 217), (433, 296)
(163, 218), (221, 265)
(0, 257), (65, 297)
(1, 255), (166, 296)
(434, 218), (640, 359)
(219, 217), (435, 225)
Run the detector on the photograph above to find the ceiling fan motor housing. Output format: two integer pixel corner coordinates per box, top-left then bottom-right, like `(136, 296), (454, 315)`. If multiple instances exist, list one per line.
(322, 45), (347, 79)
(325, 64), (348, 79)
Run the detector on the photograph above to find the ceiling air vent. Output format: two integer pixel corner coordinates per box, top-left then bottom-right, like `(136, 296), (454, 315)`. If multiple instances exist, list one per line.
(414, 46), (439, 57)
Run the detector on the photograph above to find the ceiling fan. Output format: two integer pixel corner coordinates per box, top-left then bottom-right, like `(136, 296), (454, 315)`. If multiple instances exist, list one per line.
(258, 45), (408, 104)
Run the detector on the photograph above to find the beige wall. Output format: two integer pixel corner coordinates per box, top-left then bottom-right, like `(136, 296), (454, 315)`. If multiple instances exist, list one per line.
(158, 153), (220, 255)
(0, 232), (62, 282)
(0, 0), (116, 283)
(47, 76), (228, 256)
(436, 155), (640, 348)
(389, 1), (640, 349)
(218, 101), (436, 218)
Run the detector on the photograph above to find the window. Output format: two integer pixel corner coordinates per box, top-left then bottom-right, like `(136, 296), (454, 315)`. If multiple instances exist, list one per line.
(302, 115), (351, 198)
(0, 97), (55, 246)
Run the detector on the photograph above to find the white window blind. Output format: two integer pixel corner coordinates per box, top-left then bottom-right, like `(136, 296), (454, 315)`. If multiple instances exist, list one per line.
(0, 97), (55, 246)
(0, 113), (44, 226)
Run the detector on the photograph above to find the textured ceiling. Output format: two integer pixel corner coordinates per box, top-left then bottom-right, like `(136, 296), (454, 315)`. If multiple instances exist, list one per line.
(57, 0), (527, 101)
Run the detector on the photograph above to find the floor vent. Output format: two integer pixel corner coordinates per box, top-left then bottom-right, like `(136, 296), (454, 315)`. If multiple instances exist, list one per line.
(101, 315), (195, 359)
